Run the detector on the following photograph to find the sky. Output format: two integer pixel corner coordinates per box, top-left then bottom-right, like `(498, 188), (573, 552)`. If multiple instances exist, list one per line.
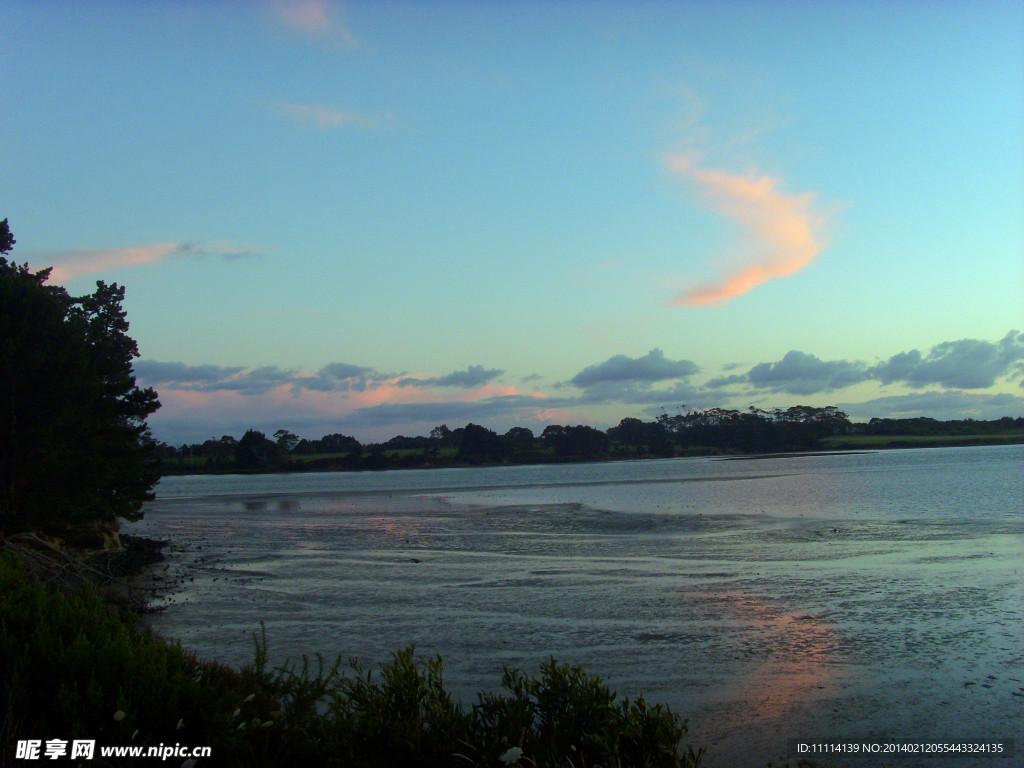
(2, 0), (1023, 444)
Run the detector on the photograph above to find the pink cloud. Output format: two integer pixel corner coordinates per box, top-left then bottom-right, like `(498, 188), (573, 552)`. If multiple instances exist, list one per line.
(274, 101), (394, 130)
(149, 377), (556, 442)
(268, 0), (358, 48)
(36, 241), (257, 283)
(352, 378), (435, 408)
(457, 384), (547, 401)
(530, 406), (587, 425)
(45, 243), (184, 283)
(665, 153), (829, 306)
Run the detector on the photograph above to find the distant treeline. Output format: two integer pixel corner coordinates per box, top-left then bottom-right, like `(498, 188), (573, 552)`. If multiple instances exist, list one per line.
(854, 415), (1024, 436)
(154, 408), (1023, 474)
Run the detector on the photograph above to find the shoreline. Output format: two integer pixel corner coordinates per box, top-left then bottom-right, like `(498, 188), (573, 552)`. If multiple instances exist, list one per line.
(160, 435), (1024, 477)
(134, 446), (1023, 768)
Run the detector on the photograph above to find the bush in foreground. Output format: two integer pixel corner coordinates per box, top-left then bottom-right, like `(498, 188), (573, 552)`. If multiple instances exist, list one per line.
(0, 551), (706, 767)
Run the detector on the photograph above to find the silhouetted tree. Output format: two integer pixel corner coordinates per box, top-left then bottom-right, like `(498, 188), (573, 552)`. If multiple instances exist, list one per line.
(458, 423), (505, 462)
(316, 433), (361, 454)
(235, 430), (283, 469)
(273, 429), (300, 452)
(503, 426), (535, 453)
(542, 424), (608, 459)
(0, 219), (161, 537)
(429, 424), (454, 450)
(0, 219), (13, 254)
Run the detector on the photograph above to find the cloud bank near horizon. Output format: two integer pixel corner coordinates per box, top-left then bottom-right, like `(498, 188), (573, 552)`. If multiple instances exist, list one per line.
(135, 331), (1024, 444)
(713, 331), (1024, 396)
(665, 153), (829, 306)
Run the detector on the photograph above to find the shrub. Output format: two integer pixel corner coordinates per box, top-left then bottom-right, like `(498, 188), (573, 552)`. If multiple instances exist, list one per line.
(1, 551), (706, 767)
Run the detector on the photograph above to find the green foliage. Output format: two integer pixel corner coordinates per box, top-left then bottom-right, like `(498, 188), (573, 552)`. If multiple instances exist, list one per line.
(474, 660), (704, 768)
(328, 649), (473, 766)
(1, 552), (707, 767)
(0, 220), (160, 536)
(0, 552), (234, 749)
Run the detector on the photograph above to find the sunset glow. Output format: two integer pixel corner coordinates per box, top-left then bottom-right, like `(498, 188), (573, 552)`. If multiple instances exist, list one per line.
(3, 1), (1020, 442)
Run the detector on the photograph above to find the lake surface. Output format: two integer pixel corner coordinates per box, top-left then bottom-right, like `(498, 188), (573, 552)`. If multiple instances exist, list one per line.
(129, 445), (1024, 767)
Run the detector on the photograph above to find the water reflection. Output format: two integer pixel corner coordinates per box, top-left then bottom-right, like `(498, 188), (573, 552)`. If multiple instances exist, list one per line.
(134, 446), (1024, 768)
(695, 591), (837, 723)
(240, 497), (300, 513)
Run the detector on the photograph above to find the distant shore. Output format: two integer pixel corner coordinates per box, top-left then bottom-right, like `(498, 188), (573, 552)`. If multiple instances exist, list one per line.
(821, 432), (1024, 450)
(160, 431), (1024, 476)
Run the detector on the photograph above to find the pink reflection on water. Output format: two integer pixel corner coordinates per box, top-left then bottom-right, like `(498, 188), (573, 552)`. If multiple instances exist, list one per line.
(359, 515), (426, 539)
(694, 591), (838, 724)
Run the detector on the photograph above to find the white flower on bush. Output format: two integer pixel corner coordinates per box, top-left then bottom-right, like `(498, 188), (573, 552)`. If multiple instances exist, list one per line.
(113, 711), (126, 722)
(499, 746), (523, 765)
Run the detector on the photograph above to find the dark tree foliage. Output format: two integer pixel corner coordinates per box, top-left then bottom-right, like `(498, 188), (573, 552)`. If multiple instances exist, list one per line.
(608, 417), (674, 457)
(862, 416), (1024, 436)
(657, 405), (851, 452)
(457, 422), (506, 462)
(0, 219), (13, 254)
(542, 424), (610, 459)
(502, 426), (535, 453)
(235, 430), (286, 470)
(0, 220), (161, 537)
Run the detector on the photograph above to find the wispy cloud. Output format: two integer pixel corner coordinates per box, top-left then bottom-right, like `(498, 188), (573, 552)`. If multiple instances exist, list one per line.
(397, 365), (505, 390)
(273, 101), (395, 130)
(267, 0), (358, 48)
(34, 241), (259, 283)
(665, 153), (829, 306)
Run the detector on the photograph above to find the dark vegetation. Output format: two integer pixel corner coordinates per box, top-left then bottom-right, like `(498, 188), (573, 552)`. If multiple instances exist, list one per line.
(158, 411), (1024, 475)
(823, 416), (1024, 449)
(0, 219), (160, 543)
(0, 551), (712, 767)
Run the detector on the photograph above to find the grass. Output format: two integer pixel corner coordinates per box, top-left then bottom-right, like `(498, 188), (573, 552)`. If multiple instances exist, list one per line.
(289, 451), (353, 463)
(821, 431), (1024, 449)
(0, 550), (714, 767)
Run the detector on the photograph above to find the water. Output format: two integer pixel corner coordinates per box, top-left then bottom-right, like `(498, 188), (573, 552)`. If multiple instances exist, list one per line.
(129, 445), (1024, 767)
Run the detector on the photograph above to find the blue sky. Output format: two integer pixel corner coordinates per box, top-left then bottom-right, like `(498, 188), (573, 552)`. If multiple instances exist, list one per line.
(3, 0), (1023, 443)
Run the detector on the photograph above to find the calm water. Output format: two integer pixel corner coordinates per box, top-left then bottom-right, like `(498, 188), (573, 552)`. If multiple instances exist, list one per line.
(130, 446), (1024, 767)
